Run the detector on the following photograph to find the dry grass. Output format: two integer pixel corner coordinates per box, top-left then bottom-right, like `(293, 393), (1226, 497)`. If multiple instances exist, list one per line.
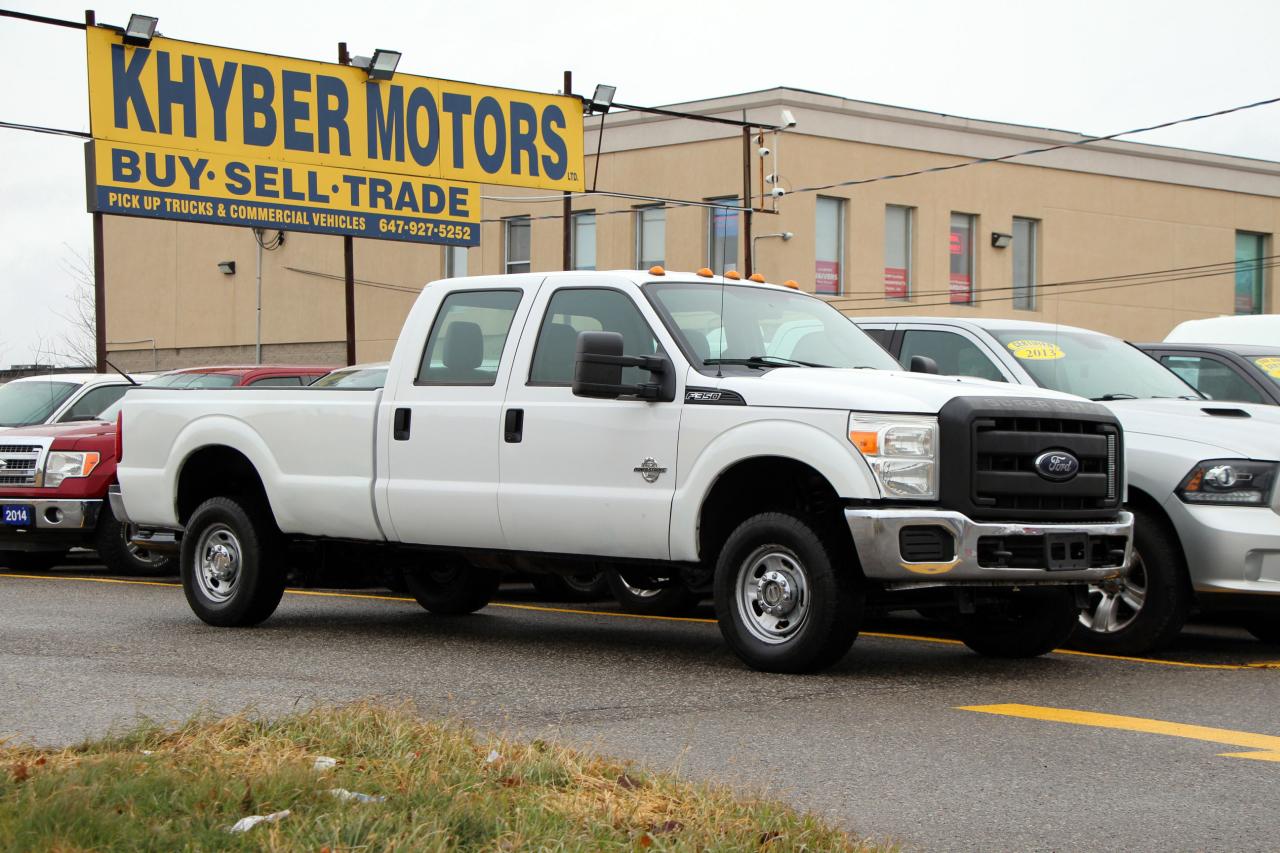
(0, 702), (890, 852)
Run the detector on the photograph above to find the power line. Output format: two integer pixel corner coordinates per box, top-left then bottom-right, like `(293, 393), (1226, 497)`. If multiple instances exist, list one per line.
(0, 119), (89, 139)
(850, 258), (1280, 312)
(284, 265), (422, 295)
(835, 253), (1280, 304)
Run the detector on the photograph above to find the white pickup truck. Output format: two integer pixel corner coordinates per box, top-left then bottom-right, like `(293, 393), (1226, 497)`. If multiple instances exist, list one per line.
(114, 270), (1133, 672)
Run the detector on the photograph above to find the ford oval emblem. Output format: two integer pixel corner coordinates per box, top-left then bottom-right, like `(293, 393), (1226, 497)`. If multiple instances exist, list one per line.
(1034, 450), (1080, 482)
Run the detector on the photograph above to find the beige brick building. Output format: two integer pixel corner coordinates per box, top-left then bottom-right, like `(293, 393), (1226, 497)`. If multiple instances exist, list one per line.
(101, 87), (1279, 370)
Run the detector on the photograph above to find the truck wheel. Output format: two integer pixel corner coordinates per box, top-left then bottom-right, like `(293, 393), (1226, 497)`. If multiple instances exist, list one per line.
(404, 558), (499, 615)
(95, 507), (176, 577)
(0, 550), (66, 572)
(714, 512), (861, 673)
(606, 570), (701, 615)
(531, 572), (610, 602)
(180, 497), (286, 627)
(957, 589), (1078, 658)
(1242, 614), (1280, 644)
(1069, 507), (1190, 656)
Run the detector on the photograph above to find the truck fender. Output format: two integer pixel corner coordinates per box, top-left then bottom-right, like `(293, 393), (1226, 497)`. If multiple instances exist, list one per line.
(669, 418), (879, 563)
(167, 415), (289, 528)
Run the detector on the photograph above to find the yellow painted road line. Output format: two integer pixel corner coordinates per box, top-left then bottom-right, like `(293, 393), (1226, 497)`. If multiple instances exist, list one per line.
(0, 571), (1268, 670)
(961, 703), (1280, 763)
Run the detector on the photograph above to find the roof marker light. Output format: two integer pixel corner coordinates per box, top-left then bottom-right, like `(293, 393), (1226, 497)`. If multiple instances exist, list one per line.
(648, 265), (666, 276)
(748, 273), (766, 283)
(696, 267), (715, 278)
(783, 280), (800, 290)
(725, 270), (742, 280)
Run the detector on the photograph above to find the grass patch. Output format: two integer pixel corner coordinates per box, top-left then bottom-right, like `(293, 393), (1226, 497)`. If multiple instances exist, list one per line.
(0, 702), (888, 851)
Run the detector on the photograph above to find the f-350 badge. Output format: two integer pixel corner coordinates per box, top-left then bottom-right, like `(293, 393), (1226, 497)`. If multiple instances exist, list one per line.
(633, 457), (667, 483)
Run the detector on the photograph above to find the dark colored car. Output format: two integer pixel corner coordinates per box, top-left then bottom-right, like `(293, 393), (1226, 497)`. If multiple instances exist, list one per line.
(1137, 343), (1280, 406)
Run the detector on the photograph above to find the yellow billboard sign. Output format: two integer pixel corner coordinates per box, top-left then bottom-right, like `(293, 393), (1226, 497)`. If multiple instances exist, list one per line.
(85, 26), (584, 244)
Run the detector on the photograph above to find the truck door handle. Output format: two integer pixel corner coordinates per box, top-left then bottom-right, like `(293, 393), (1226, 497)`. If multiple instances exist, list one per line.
(393, 407), (412, 441)
(504, 408), (524, 443)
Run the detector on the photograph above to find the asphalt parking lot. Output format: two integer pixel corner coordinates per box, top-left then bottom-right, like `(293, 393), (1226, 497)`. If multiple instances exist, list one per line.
(2, 560), (1277, 852)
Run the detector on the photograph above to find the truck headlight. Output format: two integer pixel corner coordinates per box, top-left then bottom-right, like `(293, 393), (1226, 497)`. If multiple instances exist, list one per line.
(43, 451), (101, 488)
(848, 415), (938, 500)
(1176, 459), (1277, 506)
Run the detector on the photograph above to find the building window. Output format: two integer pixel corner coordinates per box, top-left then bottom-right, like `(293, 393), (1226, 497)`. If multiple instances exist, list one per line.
(445, 245), (468, 278)
(1235, 230), (1267, 315)
(814, 196), (844, 295)
(884, 205), (913, 299)
(636, 206), (665, 268)
(707, 197), (740, 274)
(949, 212), (976, 304)
(1012, 217), (1038, 310)
(572, 211), (596, 271)
(504, 217), (531, 274)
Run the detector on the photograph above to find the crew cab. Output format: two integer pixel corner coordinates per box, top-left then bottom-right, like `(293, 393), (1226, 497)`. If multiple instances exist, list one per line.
(0, 365), (335, 575)
(855, 316), (1280, 651)
(115, 271), (1134, 673)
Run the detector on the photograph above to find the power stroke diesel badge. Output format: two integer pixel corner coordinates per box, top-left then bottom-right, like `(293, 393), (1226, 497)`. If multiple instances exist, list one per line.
(633, 458), (668, 483)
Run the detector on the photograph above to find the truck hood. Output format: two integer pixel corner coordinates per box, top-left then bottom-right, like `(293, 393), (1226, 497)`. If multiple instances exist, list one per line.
(0, 420), (115, 441)
(1102, 399), (1280, 459)
(715, 368), (1087, 412)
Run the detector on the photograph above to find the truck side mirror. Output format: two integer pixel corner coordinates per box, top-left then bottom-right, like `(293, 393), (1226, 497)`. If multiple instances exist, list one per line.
(909, 355), (940, 375)
(572, 331), (674, 401)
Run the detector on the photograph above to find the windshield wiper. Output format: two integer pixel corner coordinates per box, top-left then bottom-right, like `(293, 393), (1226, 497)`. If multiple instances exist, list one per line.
(1091, 393), (1139, 401)
(703, 355), (832, 369)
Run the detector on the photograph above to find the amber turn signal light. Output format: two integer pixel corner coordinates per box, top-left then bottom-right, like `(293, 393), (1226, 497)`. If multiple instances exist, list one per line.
(648, 265), (666, 276)
(696, 267), (715, 278)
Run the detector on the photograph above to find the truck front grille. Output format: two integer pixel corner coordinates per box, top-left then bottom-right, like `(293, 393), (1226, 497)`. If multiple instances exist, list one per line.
(0, 444), (42, 487)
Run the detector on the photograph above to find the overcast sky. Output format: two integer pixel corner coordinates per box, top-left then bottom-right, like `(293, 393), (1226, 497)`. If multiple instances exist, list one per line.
(3, 0), (1279, 367)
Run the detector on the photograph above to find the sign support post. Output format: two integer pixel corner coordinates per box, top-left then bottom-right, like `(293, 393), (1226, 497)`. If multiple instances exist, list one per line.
(562, 70), (573, 272)
(338, 41), (356, 365)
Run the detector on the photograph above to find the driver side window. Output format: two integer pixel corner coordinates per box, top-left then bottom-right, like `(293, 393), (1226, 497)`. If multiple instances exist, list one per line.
(899, 329), (1006, 382)
(529, 288), (661, 386)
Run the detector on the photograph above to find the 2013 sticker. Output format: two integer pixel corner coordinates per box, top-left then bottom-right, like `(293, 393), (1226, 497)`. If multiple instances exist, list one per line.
(1255, 357), (1280, 379)
(1006, 339), (1065, 360)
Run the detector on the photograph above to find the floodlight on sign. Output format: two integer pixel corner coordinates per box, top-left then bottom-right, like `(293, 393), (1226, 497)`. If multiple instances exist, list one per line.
(367, 49), (402, 81)
(122, 14), (158, 46)
(590, 84), (617, 114)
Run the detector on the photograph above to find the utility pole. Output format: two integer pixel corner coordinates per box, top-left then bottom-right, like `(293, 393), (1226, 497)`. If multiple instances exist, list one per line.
(742, 126), (754, 278)
(339, 41), (357, 365)
(562, 70), (573, 271)
(86, 9), (107, 372)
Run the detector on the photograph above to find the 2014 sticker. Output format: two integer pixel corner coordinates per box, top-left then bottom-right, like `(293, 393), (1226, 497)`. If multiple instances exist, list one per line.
(1255, 357), (1280, 379)
(1006, 339), (1065, 360)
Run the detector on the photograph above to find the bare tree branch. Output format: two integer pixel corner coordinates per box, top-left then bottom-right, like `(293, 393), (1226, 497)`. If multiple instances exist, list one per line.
(54, 244), (98, 367)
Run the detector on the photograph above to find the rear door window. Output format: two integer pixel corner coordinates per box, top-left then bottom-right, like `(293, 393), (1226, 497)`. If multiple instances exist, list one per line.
(417, 290), (523, 385)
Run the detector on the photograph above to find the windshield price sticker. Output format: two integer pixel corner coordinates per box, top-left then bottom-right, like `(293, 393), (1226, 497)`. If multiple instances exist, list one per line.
(1006, 339), (1065, 361)
(1255, 357), (1280, 378)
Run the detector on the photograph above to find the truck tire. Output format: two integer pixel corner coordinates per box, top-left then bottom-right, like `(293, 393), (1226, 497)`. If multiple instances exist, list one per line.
(1069, 507), (1190, 656)
(714, 512), (861, 673)
(404, 559), (499, 615)
(531, 572), (610, 602)
(0, 550), (66, 572)
(94, 507), (176, 577)
(180, 496), (286, 627)
(606, 569), (701, 615)
(957, 589), (1078, 658)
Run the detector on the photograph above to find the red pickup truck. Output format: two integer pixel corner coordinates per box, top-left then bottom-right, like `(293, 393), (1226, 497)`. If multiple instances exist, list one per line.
(0, 365), (332, 574)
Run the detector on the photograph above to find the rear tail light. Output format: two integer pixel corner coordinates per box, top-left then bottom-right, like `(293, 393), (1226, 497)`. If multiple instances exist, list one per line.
(115, 410), (123, 463)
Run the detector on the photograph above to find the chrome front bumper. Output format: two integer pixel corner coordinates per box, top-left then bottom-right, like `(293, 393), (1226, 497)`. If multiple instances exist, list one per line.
(107, 485), (130, 524)
(845, 508), (1133, 587)
(0, 498), (101, 530)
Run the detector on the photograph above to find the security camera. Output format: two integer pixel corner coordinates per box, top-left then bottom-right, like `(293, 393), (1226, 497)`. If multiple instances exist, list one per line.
(770, 186), (786, 198)
(780, 109), (797, 129)
(765, 172), (779, 184)
(758, 146), (771, 158)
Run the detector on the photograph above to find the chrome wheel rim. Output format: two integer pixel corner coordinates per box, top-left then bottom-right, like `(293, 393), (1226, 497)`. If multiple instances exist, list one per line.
(195, 524), (242, 603)
(618, 575), (668, 599)
(1079, 551), (1148, 634)
(124, 523), (162, 566)
(735, 547), (810, 645)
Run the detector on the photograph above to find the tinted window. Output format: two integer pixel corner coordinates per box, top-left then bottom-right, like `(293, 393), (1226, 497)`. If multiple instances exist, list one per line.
(899, 330), (1006, 382)
(249, 376), (303, 387)
(1160, 355), (1265, 404)
(417, 290), (522, 385)
(0, 380), (78, 427)
(861, 327), (894, 352)
(531, 289), (660, 385)
(57, 384), (127, 422)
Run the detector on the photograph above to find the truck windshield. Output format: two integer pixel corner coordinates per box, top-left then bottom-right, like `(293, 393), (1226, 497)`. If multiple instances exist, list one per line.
(990, 329), (1200, 401)
(0, 380), (78, 427)
(646, 282), (900, 371)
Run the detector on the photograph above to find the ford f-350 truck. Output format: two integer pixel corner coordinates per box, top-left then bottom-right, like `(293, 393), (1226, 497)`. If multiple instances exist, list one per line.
(114, 270), (1133, 672)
